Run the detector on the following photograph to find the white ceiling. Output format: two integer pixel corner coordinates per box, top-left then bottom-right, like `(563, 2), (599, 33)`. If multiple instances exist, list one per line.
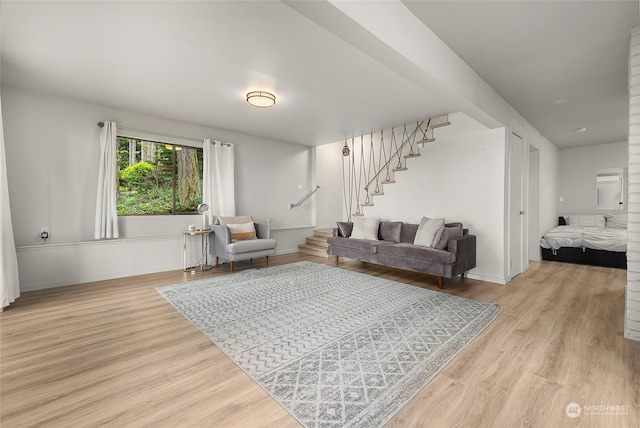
(1, 1), (637, 149)
(404, 0), (639, 149)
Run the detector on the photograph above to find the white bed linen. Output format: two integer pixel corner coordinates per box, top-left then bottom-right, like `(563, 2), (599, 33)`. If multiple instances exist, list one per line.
(540, 225), (627, 252)
(539, 226), (583, 250)
(581, 227), (627, 252)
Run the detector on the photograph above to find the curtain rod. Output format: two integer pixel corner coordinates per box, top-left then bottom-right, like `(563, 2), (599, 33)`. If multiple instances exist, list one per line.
(96, 122), (232, 146)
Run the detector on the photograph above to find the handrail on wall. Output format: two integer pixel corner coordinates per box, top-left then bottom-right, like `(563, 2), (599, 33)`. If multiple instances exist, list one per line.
(289, 185), (320, 210)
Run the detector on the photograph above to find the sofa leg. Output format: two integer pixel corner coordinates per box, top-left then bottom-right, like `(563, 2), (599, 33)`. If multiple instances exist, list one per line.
(230, 261), (234, 272)
(461, 273), (465, 280)
(215, 256), (219, 268)
(438, 277), (443, 289)
(335, 256), (339, 265)
(266, 256), (269, 267)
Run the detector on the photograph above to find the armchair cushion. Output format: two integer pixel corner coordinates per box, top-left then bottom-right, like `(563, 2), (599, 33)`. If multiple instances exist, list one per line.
(227, 238), (277, 254)
(218, 215), (253, 225)
(227, 222), (257, 241)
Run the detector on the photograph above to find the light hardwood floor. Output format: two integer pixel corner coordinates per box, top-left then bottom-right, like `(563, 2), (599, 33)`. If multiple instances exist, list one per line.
(1, 254), (639, 427)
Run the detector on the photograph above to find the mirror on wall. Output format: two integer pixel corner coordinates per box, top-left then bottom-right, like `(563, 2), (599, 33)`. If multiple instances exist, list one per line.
(597, 167), (625, 210)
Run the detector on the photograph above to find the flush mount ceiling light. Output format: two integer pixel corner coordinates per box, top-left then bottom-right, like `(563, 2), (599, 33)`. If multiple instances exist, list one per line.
(246, 91), (276, 108)
(574, 127), (587, 133)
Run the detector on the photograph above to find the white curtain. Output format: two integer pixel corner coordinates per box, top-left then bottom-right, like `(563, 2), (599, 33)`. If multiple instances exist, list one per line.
(0, 94), (20, 310)
(94, 121), (119, 239)
(203, 138), (235, 225)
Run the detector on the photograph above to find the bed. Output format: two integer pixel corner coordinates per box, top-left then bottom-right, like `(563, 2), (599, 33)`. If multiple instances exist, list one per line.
(540, 214), (627, 269)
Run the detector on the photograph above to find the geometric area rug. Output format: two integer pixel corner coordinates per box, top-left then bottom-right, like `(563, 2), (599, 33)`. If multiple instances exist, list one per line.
(157, 261), (502, 428)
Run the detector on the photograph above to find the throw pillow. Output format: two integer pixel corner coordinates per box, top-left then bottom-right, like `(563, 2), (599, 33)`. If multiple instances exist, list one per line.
(434, 225), (463, 250)
(336, 221), (354, 238)
(413, 217), (445, 247)
(378, 221), (402, 242)
(218, 215), (253, 226)
(350, 217), (380, 240)
(227, 222), (257, 242)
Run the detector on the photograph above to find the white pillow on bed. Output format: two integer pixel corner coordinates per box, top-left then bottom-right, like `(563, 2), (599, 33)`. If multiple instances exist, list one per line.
(605, 213), (627, 229)
(568, 214), (605, 228)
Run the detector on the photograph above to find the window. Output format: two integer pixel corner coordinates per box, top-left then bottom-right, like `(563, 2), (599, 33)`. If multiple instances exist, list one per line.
(116, 137), (203, 215)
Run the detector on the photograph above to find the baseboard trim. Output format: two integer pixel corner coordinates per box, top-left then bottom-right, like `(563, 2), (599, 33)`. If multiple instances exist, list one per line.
(465, 272), (507, 285)
(21, 264), (183, 292)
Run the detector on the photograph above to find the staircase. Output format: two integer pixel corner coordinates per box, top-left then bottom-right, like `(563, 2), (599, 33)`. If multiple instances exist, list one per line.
(298, 228), (333, 258)
(349, 116), (449, 218)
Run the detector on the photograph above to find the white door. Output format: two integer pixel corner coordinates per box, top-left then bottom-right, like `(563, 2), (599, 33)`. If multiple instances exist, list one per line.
(509, 132), (526, 280)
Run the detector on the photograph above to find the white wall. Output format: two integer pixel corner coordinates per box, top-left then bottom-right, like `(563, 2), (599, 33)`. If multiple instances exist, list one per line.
(315, 141), (344, 229)
(558, 141), (628, 216)
(3, 85), (319, 290)
(528, 148), (541, 261)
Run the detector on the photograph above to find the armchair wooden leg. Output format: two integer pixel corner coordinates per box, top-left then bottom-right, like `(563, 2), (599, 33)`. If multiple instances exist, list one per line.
(230, 261), (234, 272)
(335, 256), (339, 265)
(438, 277), (443, 289)
(215, 256), (219, 268)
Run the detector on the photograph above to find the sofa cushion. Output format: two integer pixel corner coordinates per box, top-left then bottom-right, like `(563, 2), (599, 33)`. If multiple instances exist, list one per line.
(378, 221), (402, 242)
(377, 243), (456, 264)
(400, 223), (418, 243)
(351, 217), (380, 240)
(336, 221), (353, 238)
(413, 217), (445, 247)
(327, 237), (390, 254)
(227, 238), (277, 254)
(435, 225), (463, 250)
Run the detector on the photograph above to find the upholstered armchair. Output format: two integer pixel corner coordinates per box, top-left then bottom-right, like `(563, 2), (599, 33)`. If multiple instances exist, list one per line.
(210, 217), (277, 272)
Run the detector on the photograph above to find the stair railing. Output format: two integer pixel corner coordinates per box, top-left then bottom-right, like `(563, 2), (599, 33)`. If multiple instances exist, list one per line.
(364, 121), (422, 192)
(289, 185), (320, 210)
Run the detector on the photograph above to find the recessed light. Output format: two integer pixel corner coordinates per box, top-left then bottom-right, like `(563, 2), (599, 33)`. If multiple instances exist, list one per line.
(553, 99), (569, 105)
(574, 127), (587, 133)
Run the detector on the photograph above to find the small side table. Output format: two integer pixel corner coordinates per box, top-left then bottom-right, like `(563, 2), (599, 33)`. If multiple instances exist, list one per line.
(183, 229), (213, 272)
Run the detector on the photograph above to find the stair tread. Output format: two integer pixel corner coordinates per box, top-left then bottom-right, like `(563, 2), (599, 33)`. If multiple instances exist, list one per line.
(298, 244), (328, 258)
(306, 237), (329, 247)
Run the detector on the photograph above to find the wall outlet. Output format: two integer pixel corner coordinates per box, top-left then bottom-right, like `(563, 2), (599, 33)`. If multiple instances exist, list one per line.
(40, 227), (49, 240)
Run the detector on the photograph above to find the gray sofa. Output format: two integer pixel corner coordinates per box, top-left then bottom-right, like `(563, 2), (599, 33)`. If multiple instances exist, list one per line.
(327, 221), (476, 289)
